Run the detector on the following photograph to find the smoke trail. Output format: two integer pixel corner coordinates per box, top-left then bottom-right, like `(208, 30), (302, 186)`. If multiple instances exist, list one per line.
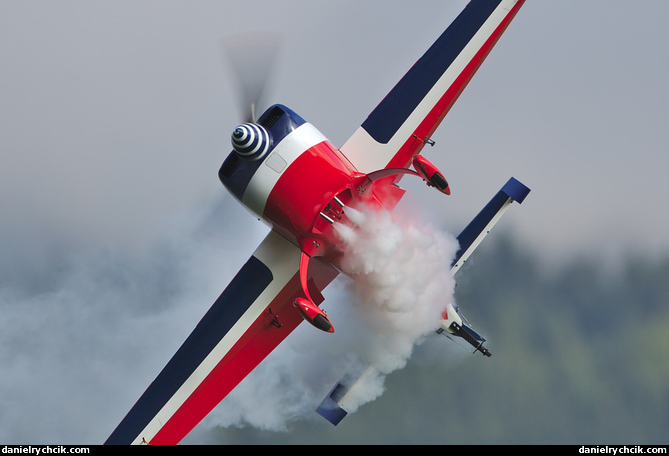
(199, 205), (459, 433)
(328, 206), (459, 411)
(0, 197), (268, 444)
(0, 187), (460, 443)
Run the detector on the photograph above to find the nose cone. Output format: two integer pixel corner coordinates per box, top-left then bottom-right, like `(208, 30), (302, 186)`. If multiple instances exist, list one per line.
(231, 123), (272, 161)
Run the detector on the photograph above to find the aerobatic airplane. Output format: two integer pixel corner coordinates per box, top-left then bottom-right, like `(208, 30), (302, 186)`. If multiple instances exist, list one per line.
(106, 0), (529, 444)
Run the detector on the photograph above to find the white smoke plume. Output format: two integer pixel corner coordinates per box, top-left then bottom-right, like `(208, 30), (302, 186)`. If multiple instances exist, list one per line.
(200, 205), (459, 433)
(327, 206), (459, 411)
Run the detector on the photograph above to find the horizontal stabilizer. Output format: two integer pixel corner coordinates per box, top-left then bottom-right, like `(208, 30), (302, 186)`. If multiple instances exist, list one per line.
(315, 385), (349, 426)
(501, 176), (531, 204)
(451, 177), (530, 274)
(315, 366), (378, 426)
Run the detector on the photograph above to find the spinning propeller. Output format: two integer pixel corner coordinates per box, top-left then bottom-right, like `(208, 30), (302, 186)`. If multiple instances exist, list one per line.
(222, 33), (282, 161)
(222, 33), (283, 124)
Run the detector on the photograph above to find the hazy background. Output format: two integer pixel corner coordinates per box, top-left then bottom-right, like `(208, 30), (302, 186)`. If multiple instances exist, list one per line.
(1, 1), (668, 444)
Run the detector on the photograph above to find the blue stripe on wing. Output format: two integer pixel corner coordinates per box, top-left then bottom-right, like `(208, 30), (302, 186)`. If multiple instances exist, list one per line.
(105, 256), (273, 445)
(361, 0), (503, 144)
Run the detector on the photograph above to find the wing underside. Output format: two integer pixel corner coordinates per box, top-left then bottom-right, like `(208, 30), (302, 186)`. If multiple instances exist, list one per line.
(105, 231), (338, 445)
(339, 0), (525, 174)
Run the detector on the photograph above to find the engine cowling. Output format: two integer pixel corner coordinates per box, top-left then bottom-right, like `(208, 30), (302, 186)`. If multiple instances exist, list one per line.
(231, 123), (272, 161)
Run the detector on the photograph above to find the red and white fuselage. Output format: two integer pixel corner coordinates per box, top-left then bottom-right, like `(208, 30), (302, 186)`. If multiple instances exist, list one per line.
(220, 106), (406, 263)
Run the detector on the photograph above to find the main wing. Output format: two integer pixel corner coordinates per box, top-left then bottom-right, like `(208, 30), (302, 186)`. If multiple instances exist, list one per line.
(105, 230), (338, 445)
(339, 0), (525, 173)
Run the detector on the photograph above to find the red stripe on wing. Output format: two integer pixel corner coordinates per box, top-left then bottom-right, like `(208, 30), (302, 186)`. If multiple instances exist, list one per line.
(386, 0), (525, 170)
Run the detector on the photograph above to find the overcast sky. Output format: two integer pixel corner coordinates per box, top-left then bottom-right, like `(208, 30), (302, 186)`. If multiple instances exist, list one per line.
(1, 0), (668, 444)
